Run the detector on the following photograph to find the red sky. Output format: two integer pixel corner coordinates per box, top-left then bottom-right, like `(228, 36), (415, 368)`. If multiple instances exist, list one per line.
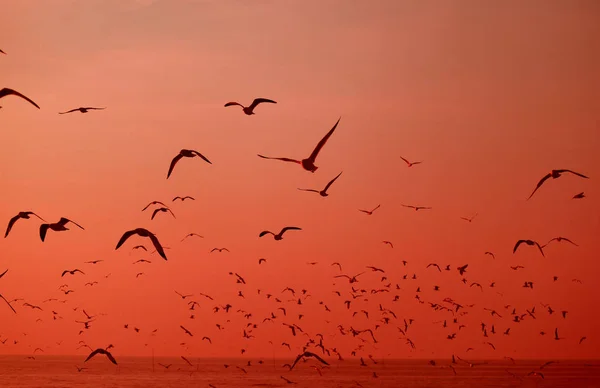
(1, 0), (599, 360)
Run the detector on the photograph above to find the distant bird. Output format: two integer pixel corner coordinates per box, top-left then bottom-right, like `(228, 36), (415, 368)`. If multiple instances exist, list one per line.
(359, 204), (380, 215)
(580, 336), (587, 344)
(167, 149), (212, 179)
(554, 328), (562, 341)
(84, 348), (117, 365)
(180, 325), (193, 337)
(298, 172), (343, 197)
(141, 201), (167, 211)
(542, 237), (578, 248)
(181, 233), (203, 242)
(572, 192), (585, 199)
(0, 88), (40, 109)
(290, 351), (329, 370)
(461, 213), (478, 222)
(173, 196), (195, 202)
(457, 264), (468, 276)
(224, 98), (276, 115)
(151, 207), (176, 220)
(61, 269), (85, 277)
(513, 239), (545, 257)
(258, 258), (266, 264)
(0, 269), (17, 313)
(401, 204), (432, 211)
(259, 227), (302, 241)
(40, 217), (84, 242)
(84, 260), (103, 264)
(258, 117), (340, 173)
(116, 228), (167, 260)
(400, 156), (422, 167)
(484, 252), (495, 259)
(5, 211), (46, 238)
(58, 107), (105, 114)
(210, 248), (230, 253)
(382, 241), (393, 248)
(527, 169), (589, 200)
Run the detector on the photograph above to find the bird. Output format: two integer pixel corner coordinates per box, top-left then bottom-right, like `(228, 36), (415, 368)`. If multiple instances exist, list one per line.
(513, 239), (545, 257)
(289, 351), (329, 370)
(84, 348), (117, 365)
(259, 227), (302, 241)
(61, 269), (85, 277)
(542, 237), (578, 248)
(359, 204), (380, 215)
(181, 233), (203, 242)
(484, 251), (495, 259)
(5, 211), (46, 238)
(84, 260), (103, 264)
(210, 248), (230, 253)
(297, 172), (343, 197)
(258, 117), (340, 173)
(460, 213), (478, 222)
(224, 98), (276, 115)
(572, 192), (585, 199)
(527, 169), (589, 200)
(258, 258), (267, 264)
(180, 325), (193, 336)
(400, 156), (422, 167)
(39, 218), (84, 242)
(173, 196), (195, 202)
(116, 228), (167, 260)
(58, 107), (105, 114)
(167, 149), (212, 179)
(141, 201), (168, 211)
(0, 88), (40, 109)
(401, 204), (432, 211)
(151, 207), (176, 220)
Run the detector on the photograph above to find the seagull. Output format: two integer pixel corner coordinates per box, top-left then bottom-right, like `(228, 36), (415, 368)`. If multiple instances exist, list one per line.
(289, 351), (329, 370)
(542, 237), (578, 248)
(58, 107), (105, 114)
(5, 211), (46, 238)
(151, 207), (176, 220)
(224, 98), (276, 115)
(460, 213), (478, 222)
(400, 156), (422, 167)
(258, 117), (340, 173)
(513, 239), (545, 257)
(572, 192), (585, 199)
(401, 204), (432, 211)
(180, 325), (193, 336)
(115, 228), (167, 260)
(210, 248), (230, 253)
(173, 196), (195, 202)
(359, 204), (380, 215)
(167, 149), (212, 179)
(297, 172), (343, 197)
(527, 169), (589, 200)
(0, 269), (17, 314)
(84, 260), (103, 264)
(0, 88), (40, 109)
(84, 348), (117, 365)
(39, 218), (84, 242)
(181, 233), (203, 242)
(141, 201), (167, 211)
(61, 269), (85, 277)
(259, 227), (302, 241)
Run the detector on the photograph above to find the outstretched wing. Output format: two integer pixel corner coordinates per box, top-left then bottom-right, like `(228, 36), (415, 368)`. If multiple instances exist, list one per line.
(63, 218), (84, 230)
(148, 233), (167, 260)
(527, 173), (552, 200)
(259, 230), (274, 237)
(224, 102), (243, 108)
(289, 353), (305, 370)
(400, 156), (410, 165)
(115, 229), (138, 250)
(191, 150), (212, 164)
(105, 351), (118, 365)
(39, 224), (50, 242)
(297, 188), (319, 193)
(58, 108), (79, 114)
(280, 226), (301, 235)
(323, 171), (343, 192)
(534, 242), (545, 257)
(84, 349), (103, 362)
(558, 169), (589, 179)
(167, 153), (184, 179)
(151, 208), (161, 220)
(84, 107), (106, 111)
(0, 88), (40, 109)
(308, 117), (340, 162)
(249, 98), (277, 110)
(4, 214), (20, 238)
(512, 240), (524, 253)
(257, 154), (301, 164)
(0, 294), (16, 314)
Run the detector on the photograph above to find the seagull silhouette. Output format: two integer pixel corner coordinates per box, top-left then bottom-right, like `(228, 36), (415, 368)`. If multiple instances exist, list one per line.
(513, 239), (545, 257)
(116, 228), (167, 260)
(527, 169), (589, 200)
(0, 88), (40, 109)
(298, 172), (343, 197)
(258, 117), (340, 173)
(84, 348), (117, 365)
(173, 196), (195, 202)
(401, 204), (432, 211)
(224, 98), (276, 115)
(61, 269), (85, 277)
(290, 351), (329, 370)
(167, 149), (212, 179)
(5, 211), (46, 238)
(40, 218), (84, 242)
(400, 156), (422, 167)
(359, 204), (380, 215)
(58, 107), (105, 114)
(259, 227), (302, 241)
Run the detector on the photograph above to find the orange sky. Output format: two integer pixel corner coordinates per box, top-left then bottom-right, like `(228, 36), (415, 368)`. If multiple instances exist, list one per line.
(1, 0), (599, 360)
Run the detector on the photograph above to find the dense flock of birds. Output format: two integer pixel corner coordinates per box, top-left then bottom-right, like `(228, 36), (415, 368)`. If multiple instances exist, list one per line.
(1, 46), (594, 386)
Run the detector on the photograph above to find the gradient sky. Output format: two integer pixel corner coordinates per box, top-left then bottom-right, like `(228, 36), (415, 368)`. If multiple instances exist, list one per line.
(1, 0), (599, 361)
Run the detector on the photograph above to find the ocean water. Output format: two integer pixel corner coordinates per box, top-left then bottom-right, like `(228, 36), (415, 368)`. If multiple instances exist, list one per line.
(0, 356), (599, 387)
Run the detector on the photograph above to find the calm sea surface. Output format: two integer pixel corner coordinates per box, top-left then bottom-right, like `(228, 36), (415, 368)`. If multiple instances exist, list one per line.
(0, 356), (599, 387)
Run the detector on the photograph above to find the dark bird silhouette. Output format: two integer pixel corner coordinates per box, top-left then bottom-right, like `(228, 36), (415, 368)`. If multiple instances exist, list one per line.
(258, 117), (340, 173)
(359, 204), (380, 215)
(5, 212), (46, 238)
(39, 218), (84, 242)
(224, 98), (276, 115)
(151, 207), (176, 220)
(58, 107), (105, 114)
(181, 233), (203, 242)
(0, 88), (40, 109)
(513, 239), (545, 257)
(290, 351), (329, 370)
(167, 149), (212, 179)
(298, 172), (343, 197)
(173, 196), (195, 202)
(572, 192), (585, 199)
(400, 156), (422, 167)
(141, 201), (167, 211)
(180, 325), (193, 336)
(116, 228), (167, 260)
(61, 269), (85, 277)
(461, 213), (478, 222)
(259, 227), (302, 241)
(84, 348), (117, 365)
(542, 237), (578, 248)
(527, 169), (589, 200)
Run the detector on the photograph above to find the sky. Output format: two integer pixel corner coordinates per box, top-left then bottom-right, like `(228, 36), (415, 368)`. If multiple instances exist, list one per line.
(1, 0), (599, 361)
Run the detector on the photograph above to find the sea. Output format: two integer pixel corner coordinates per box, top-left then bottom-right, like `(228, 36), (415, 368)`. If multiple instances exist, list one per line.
(0, 356), (599, 388)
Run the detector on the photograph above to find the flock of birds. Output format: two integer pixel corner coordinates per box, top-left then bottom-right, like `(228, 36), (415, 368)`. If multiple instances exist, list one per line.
(1, 46), (595, 386)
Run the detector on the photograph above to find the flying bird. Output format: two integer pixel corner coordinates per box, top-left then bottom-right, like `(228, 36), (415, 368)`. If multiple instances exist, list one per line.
(0, 88), (40, 109)
(297, 172), (343, 197)
(513, 240), (545, 257)
(84, 348), (117, 365)
(400, 156), (422, 167)
(259, 227), (302, 241)
(181, 233), (203, 242)
(382, 241), (393, 248)
(542, 237), (578, 248)
(58, 107), (105, 114)
(116, 228), (167, 260)
(258, 117), (340, 173)
(527, 169), (589, 200)
(359, 204), (380, 215)
(401, 204), (432, 211)
(224, 98), (276, 115)
(173, 196), (195, 202)
(167, 149), (212, 179)
(61, 269), (85, 277)
(5, 211), (46, 238)
(290, 351), (329, 370)
(39, 217), (84, 242)
(572, 192), (585, 199)
(141, 201), (167, 211)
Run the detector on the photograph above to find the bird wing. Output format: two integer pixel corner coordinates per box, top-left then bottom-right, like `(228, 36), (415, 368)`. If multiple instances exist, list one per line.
(167, 208), (176, 218)
(151, 208), (160, 220)
(289, 353), (304, 370)
(0, 88), (40, 109)
(534, 242), (545, 257)
(58, 108), (80, 114)
(224, 102), (243, 108)
(513, 240), (524, 253)
(280, 227), (301, 235)
(372, 204), (381, 212)
(84, 107), (106, 110)
(191, 150), (212, 164)
(257, 154), (301, 164)
(308, 117), (340, 162)
(167, 153), (184, 179)
(115, 229), (138, 250)
(30, 212), (46, 222)
(297, 188), (319, 193)
(63, 218), (84, 230)
(84, 349), (102, 362)
(172, 197), (181, 201)
(4, 214), (20, 238)
(0, 294), (16, 314)
(148, 233), (167, 260)
(323, 171), (343, 192)
(527, 173), (552, 200)
(39, 224), (50, 242)
(249, 98), (277, 110)
(210, 248), (218, 252)
(558, 169), (589, 179)
(306, 351), (329, 365)
(259, 231), (274, 237)
(400, 156), (410, 165)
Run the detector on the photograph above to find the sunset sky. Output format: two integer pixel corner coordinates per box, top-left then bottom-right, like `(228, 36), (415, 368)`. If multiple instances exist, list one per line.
(1, 0), (599, 361)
